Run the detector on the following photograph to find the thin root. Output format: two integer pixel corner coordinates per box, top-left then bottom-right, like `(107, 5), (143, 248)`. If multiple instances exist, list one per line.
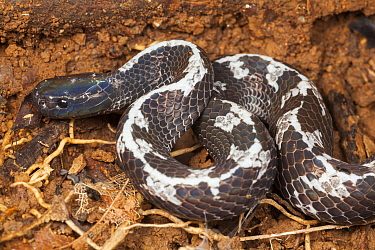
(259, 199), (319, 226)
(26, 137), (115, 185)
(68, 119), (75, 138)
(10, 182), (51, 209)
(3, 136), (32, 151)
(239, 224), (349, 241)
(170, 143), (202, 157)
(65, 219), (101, 249)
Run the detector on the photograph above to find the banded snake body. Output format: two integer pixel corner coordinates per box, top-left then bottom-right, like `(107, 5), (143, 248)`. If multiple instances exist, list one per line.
(32, 40), (375, 225)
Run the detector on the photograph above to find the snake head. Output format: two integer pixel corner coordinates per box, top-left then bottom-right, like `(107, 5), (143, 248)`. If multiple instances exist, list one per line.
(32, 73), (114, 119)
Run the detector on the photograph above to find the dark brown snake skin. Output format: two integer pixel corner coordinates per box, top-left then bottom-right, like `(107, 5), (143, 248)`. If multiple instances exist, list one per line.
(32, 40), (375, 225)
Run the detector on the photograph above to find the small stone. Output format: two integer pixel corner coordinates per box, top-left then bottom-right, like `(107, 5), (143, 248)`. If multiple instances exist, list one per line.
(72, 33), (86, 46)
(40, 49), (51, 63)
(92, 149), (115, 163)
(96, 30), (110, 42)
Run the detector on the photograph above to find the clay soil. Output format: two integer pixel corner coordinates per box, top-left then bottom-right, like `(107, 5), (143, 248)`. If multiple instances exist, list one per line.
(2, 0), (375, 249)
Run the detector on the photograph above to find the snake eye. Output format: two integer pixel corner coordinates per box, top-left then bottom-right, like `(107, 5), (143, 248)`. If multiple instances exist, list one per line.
(57, 98), (69, 109)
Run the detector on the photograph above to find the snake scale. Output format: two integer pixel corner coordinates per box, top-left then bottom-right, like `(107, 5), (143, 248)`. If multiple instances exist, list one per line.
(32, 40), (375, 225)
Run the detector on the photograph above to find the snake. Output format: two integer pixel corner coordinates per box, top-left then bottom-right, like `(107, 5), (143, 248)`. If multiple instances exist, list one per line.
(32, 40), (375, 225)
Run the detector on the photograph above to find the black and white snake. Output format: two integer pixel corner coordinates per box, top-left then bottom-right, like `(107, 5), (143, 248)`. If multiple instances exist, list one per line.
(32, 40), (375, 225)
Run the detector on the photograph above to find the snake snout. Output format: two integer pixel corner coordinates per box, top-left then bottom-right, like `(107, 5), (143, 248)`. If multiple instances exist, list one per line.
(32, 90), (72, 119)
(36, 95), (47, 108)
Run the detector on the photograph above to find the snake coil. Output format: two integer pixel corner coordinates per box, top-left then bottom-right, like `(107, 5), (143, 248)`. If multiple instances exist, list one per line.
(33, 40), (375, 224)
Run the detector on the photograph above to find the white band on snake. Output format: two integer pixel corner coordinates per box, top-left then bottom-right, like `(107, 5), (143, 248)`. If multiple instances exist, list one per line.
(32, 40), (375, 224)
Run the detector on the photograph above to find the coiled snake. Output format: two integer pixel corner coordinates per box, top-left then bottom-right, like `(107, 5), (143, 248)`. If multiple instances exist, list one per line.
(32, 40), (375, 225)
